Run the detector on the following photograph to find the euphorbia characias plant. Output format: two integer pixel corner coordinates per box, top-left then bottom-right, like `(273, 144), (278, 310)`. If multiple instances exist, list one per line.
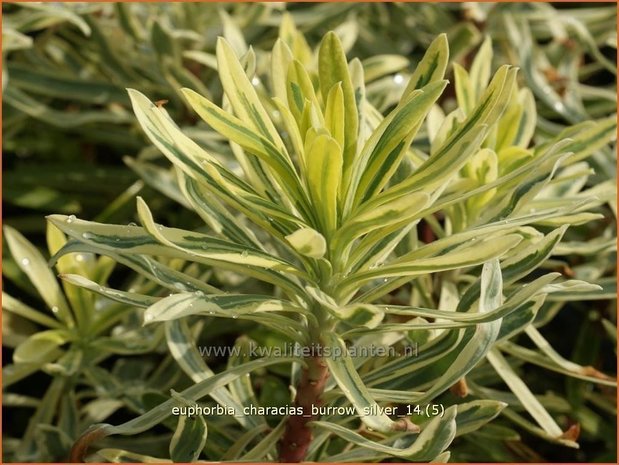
(52, 26), (615, 463)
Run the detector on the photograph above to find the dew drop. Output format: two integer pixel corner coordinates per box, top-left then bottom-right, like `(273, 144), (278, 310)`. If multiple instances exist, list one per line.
(128, 222), (137, 227)
(75, 254), (85, 262)
(20, 257), (30, 266)
(232, 315), (239, 319)
(51, 305), (59, 314)
(66, 215), (76, 224)
(144, 313), (154, 322)
(82, 232), (94, 240)
(251, 76), (261, 86)
(194, 290), (204, 297)
(241, 250), (249, 258)
(208, 311), (215, 315)
(174, 282), (187, 291)
(383, 278), (388, 282)
(393, 73), (404, 85)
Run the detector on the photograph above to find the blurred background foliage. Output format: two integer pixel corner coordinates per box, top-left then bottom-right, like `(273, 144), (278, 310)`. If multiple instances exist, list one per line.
(2, 2), (616, 463)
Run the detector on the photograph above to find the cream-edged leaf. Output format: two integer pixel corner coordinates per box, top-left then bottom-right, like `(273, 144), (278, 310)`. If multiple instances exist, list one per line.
(285, 228), (327, 259)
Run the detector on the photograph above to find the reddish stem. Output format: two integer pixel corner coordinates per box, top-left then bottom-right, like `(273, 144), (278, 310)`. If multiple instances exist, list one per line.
(278, 356), (329, 462)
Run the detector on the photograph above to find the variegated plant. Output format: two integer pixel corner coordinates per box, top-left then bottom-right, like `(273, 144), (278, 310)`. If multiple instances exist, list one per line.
(53, 28), (616, 462)
(2, 223), (170, 462)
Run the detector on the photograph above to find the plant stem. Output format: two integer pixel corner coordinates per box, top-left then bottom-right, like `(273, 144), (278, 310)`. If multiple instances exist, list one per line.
(278, 354), (329, 462)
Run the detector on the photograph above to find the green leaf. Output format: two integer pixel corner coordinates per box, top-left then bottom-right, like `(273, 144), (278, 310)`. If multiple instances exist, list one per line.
(95, 449), (171, 463)
(4, 226), (74, 327)
(271, 39), (294, 103)
(164, 320), (258, 429)
(380, 66), (517, 210)
(313, 405), (457, 459)
(136, 197), (298, 273)
(12, 2), (91, 35)
(323, 82), (346, 148)
(350, 79), (447, 207)
(46, 222), (95, 330)
(47, 212), (306, 297)
(5, 87), (132, 128)
(548, 116), (617, 164)
(307, 287), (385, 329)
(13, 330), (68, 364)
(303, 132), (343, 234)
(341, 234), (521, 295)
(454, 63), (474, 114)
(15, 377), (66, 460)
(52, 239), (220, 296)
(2, 292), (64, 329)
(125, 158), (191, 209)
(180, 87), (308, 212)
(222, 425), (270, 460)
(75, 355), (301, 446)
(318, 31), (358, 184)
(500, 341), (616, 387)
(216, 37), (287, 153)
(7, 62), (127, 104)
(179, 173), (262, 249)
(144, 293), (307, 342)
(405, 260), (503, 403)
(324, 333), (415, 433)
(337, 192), (429, 251)
(59, 274), (156, 308)
(169, 409), (207, 462)
(468, 36), (493, 101)
(403, 33), (449, 94)
(127, 88), (304, 237)
(486, 349), (570, 443)
(351, 272), (559, 337)
(454, 400), (507, 437)
(285, 228), (327, 259)
(240, 418), (287, 460)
